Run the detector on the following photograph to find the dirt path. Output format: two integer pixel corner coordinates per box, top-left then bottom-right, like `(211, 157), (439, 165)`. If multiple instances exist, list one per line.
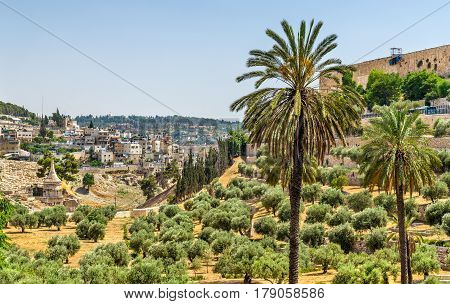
(218, 157), (244, 187)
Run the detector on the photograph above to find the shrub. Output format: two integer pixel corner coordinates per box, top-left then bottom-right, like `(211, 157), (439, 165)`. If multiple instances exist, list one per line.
(405, 198), (419, 219)
(71, 210), (85, 224)
(347, 190), (373, 212)
(254, 216), (277, 237)
(47, 235), (80, 263)
(128, 218), (155, 235)
(351, 207), (387, 231)
(210, 231), (235, 255)
(159, 205), (180, 218)
(365, 228), (388, 252)
(374, 193), (396, 215)
(277, 201), (290, 222)
(330, 175), (348, 190)
(186, 239), (209, 262)
(425, 199), (450, 225)
(129, 230), (155, 257)
(441, 213), (450, 236)
(320, 188), (345, 207)
(422, 181), (448, 203)
(311, 243), (344, 273)
(261, 186), (286, 216)
(301, 183), (322, 203)
(88, 222), (106, 242)
(412, 244), (441, 280)
(224, 187), (243, 200)
(76, 219), (91, 239)
(328, 223), (356, 253)
(253, 250), (289, 284)
(305, 204), (332, 223)
(328, 206), (353, 226)
(198, 227), (217, 243)
(299, 223), (325, 247)
(127, 259), (164, 284)
(213, 183), (226, 199)
(439, 172), (450, 189)
(275, 222), (290, 242)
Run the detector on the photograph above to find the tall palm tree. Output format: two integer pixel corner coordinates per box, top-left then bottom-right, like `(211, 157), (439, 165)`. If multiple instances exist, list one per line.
(231, 19), (364, 283)
(360, 105), (440, 283)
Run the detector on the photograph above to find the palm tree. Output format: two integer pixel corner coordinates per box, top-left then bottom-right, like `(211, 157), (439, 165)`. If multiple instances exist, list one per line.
(360, 105), (440, 283)
(231, 19), (364, 283)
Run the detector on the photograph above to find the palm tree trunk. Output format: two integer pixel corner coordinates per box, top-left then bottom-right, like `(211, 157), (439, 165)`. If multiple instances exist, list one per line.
(406, 235), (413, 284)
(396, 181), (408, 284)
(289, 113), (305, 284)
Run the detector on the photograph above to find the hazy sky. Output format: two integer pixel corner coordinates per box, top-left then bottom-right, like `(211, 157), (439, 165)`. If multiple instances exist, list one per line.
(0, 0), (449, 119)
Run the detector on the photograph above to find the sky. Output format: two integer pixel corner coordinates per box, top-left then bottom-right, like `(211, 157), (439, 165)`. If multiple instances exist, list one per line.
(0, 0), (449, 119)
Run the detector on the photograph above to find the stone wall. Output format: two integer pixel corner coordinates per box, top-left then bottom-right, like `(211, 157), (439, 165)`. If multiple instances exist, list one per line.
(320, 44), (450, 90)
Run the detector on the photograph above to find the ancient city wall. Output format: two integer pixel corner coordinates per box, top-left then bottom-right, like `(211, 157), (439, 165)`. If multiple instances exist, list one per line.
(320, 44), (450, 90)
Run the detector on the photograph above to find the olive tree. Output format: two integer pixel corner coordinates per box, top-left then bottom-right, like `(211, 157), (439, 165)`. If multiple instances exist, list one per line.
(411, 244), (441, 280)
(311, 243), (344, 273)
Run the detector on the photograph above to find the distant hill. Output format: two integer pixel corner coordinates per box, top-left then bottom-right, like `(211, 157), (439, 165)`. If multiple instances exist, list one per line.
(0, 101), (37, 119)
(75, 114), (240, 128)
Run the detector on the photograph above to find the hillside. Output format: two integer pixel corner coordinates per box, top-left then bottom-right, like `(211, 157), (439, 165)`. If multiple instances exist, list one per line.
(0, 100), (37, 119)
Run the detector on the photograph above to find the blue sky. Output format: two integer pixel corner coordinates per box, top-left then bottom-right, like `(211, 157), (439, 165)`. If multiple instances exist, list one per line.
(0, 0), (449, 119)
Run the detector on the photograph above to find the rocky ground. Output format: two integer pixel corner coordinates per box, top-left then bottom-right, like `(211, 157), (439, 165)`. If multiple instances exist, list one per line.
(0, 159), (146, 211)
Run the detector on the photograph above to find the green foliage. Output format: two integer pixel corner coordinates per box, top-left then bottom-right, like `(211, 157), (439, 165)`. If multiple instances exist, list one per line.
(433, 119), (450, 137)
(403, 70), (449, 101)
(127, 258), (164, 283)
(425, 199), (450, 225)
(439, 172), (450, 189)
(275, 222), (290, 242)
(320, 188), (345, 207)
(202, 199), (250, 232)
(129, 230), (156, 257)
(253, 250), (289, 283)
(352, 207), (387, 231)
(328, 223), (356, 253)
(198, 227), (217, 244)
(33, 206), (67, 231)
(365, 69), (403, 109)
(311, 243), (344, 273)
(422, 181), (448, 203)
(347, 189), (373, 212)
(88, 222), (106, 242)
(159, 205), (181, 218)
(47, 235), (80, 263)
(140, 175), (158, 199)
(254, 216), (277, 237)
(333, 250), (399, 284)
(82, 173), (95, 190)
(305, 204), (332, 223)
(214, 238), (264, 283)
(411, 244), (441, 280)
(301, 183), (322, 203)
(261, 186), (286, 216)
(186, 239), (209, 263)
(405, 198), (419, 219)
(365, 228), (388, 252)
(373, 193), (396, 215)
(210, 231), (235, 255)
(277, 200), (291, 222)
(330, 175), (349, 191)
(442, 213), (450, 236)
(328, 206), (353, 226)
(299, 223), (325, 247)
(37, 152), (79, 181)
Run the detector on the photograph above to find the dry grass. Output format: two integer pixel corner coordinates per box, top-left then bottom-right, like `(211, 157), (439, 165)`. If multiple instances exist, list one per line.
(5, 217), (132, 267)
